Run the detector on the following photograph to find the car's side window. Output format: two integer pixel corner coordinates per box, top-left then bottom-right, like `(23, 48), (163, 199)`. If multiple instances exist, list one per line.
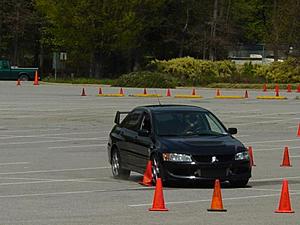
(121, 111), (142, 131)
(140, 113), (151, 132)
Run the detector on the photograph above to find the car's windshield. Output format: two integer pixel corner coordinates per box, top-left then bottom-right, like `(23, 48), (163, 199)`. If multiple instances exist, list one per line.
(153, 111), (227, 136)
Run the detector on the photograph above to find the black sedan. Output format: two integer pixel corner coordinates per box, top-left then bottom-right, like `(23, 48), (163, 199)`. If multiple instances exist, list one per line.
(107, 105), (251, 187)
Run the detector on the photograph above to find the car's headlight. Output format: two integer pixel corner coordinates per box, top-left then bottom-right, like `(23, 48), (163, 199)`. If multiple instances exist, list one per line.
(235, 152), (250, 160)
(162, 153), (192, 162)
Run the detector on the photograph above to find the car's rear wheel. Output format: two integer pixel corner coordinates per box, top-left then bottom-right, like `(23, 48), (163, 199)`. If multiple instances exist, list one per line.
(19, 74), (29, 81)
(229, 178), (249, 188)
(111, 149), (130, 179)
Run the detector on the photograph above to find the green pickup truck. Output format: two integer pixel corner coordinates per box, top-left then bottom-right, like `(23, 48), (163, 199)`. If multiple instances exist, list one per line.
(0, 59), (39, 81)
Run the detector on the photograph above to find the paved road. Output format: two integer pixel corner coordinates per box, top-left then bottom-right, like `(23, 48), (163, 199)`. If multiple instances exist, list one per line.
(0, 81), (299, 225)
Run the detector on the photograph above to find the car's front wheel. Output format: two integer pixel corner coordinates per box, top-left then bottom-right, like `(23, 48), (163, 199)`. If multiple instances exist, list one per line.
(111, 149), (130, 179)
(229, 178), (249, 188)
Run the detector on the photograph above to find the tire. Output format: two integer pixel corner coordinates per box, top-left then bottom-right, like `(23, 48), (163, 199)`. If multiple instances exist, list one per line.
(111, 149), (130, 179)
(229, 178), (249, 188)
(19, 74), (29, 81)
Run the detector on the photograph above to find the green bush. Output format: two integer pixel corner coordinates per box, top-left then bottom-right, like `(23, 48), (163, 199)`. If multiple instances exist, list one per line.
(215, 60), (239, 82)
(263, 58), (300, 83)
(44, 57), (300, 88)
(151, 57), (219, 85)
(113, 71), (178, 88)
(151, 57), (300, 84)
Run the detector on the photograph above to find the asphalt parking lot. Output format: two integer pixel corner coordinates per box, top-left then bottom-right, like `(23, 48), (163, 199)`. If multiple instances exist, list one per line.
(0, 81), (299, 225)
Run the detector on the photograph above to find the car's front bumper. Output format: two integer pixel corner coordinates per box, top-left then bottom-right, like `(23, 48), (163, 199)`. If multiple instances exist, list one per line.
(161, 160), (251, 182)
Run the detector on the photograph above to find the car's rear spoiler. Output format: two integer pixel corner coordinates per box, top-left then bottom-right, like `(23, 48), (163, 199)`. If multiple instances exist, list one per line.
(114, 111), (130, 124)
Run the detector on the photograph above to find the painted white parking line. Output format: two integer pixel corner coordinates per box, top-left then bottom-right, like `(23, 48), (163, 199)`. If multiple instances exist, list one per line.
(128, 176), (300, 207)
(128, 192), (300, 207)
(0, 167), (109, 175)
(0, 128), (62, 133)
(219, 109), (261, 114)
(0, 132), (107, 140)
(0, 179), (94, 186)
(0, 177), (117, 186)
(290, 155), (300, 158)
(0, 177), (47, 181)
(252, 146), (300, 152)
(226, 111), (300, 119)
(234, 135), (250, 138)
(0, 162), (29, 166)
(0, 190), (106, 198)
(0, 137), (106, 146)
(247, 139), (300, 145)
(250, 188), (281, 192)
(48, 144), (107, 149)
(0, 186), (151, 199)
(233, 118), (300, 126)
(250, 176), (300, 182)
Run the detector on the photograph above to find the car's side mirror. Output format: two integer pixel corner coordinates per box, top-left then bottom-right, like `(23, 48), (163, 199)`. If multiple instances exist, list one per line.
(138, 129), (150, 137)
(228, 128), (237, 135)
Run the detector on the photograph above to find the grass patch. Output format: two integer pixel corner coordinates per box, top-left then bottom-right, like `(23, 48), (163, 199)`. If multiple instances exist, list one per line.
(43, 77), (115, 85)
(42, 76), (298, 90)
(207, 83), (299, 89)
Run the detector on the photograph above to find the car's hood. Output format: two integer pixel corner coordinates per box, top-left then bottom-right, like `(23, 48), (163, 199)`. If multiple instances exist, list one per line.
(157, 135), (244, 155)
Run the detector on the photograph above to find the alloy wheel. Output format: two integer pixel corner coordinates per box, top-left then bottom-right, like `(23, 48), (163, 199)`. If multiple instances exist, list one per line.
(111, 151), (120, 177)
(151, 156), (160, 183)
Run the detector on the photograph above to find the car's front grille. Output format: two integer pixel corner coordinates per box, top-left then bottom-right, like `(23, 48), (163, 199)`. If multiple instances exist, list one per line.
(192, 155), (234, 163)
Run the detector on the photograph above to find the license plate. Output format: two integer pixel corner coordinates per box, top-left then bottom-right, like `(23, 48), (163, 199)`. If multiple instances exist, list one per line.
(201, 168), (228, 178)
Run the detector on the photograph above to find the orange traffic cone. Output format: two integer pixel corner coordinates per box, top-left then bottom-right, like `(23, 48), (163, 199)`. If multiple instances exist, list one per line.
(16, 79), (21, 86)
(81, 88), (87, 96)
(119, 88), (124, 95)
(98, 87), (103, 95)
(216, 89), (221, 97)
(244, 90), (249, 98)
(297, 84), (300, 93)
(33, 70), (39, 85)
(192, 88), (196, 96)
(166, 88), (171, 97)
(263, 84), (267, 92)
(297, 124), (300, 137)
(139, 161), (153, 186)
(248, 146), (256, 167)
(287, 84), (292, 93)
(280, 146), (292, 167)
(275, 179), (294, 213)
(149, 178), (168, 211)
(275, 84), (279, 96)
(207, 179), (227, 212)
(144, 88), (147, 95)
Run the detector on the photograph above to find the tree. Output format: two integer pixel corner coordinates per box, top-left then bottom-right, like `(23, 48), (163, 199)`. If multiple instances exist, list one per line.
(0, 0), (40, 66)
